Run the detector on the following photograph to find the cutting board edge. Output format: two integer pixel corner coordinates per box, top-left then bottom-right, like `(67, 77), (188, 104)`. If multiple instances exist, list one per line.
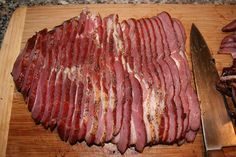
(0, 6), (27, 157)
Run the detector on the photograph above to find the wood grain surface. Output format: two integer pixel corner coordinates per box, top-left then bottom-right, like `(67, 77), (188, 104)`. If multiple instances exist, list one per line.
(0, 7), (27, 157)
(1, 4), (236, 157)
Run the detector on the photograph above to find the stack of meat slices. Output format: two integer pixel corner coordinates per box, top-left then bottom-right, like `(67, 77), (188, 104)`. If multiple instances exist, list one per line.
(11, 9), (200, 154)
(217, 19), (236, 100)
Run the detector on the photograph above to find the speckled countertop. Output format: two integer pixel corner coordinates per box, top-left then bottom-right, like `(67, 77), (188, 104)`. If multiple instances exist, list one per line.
(0, 0), (235, 47)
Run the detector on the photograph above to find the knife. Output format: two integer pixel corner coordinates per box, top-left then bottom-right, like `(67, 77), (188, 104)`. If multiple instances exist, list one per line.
(190, 24), (236, 157)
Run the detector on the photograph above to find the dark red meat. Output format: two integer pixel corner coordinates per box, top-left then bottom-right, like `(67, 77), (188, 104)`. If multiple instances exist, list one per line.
(11, 9), (201, 154)
(222, 19), (236, 32)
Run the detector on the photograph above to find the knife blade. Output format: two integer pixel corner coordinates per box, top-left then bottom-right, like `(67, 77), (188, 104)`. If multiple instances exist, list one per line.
(190, 24), (236, 154)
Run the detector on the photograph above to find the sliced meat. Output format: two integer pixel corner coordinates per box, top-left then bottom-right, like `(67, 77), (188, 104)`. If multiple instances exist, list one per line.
(40, 28), (62, 127)
(149, 18), (167, 143)
(94, 14), (116, 145)
(41, 69), (57, 128)
(64, 79), (77, 141)
(77, 73), (91, 142)
(11, 9), (201, 154)
(30, 33), (50, 123)
(22, 29), (47, 98)
(57, 73), (72, 140)
(68, 81), (84, 144)
(126, 18), (148, 150)
(94, 73), (108, 145)
(186, 85), (200, 132)
(152, 16), (175, 143)
(48, 19), (78, 134)
(85, 13), (103, 145)
(185, 129), (198, 142)
(129, 74), (146, 152)
(26, 34), (50, 112)
(11, 34), (37, 91)
(221, 34), (236, 44)
(142, 18), (163, 143)
(172, 19), (190, 139)
(48, 68), (63, 130)
(116, 73), (132, 154)
(31, 66), (48, 123)
(136, 19), (154, 145)
(104, 15), (117, 143)
(78, 12), (100, 142)
(220, 42), (236, 49)
(85, 73), (100, 145)
(158, 12), (189, 143)
(219, 47), (236, 59)
(113, 21), (131, 137)
(222, 19), (236, 32)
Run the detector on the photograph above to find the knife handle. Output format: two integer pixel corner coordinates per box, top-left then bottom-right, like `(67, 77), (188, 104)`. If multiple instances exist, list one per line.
(206, 150), (226, 157)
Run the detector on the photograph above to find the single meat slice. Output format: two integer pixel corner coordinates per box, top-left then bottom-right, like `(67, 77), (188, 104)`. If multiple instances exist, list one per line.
(222, 19), (236, 32)
(64, 78), (77, 141)
(126, 19), (142, 74)
(57, 72), (72, 141)
(129, 74), (147, 152)
(219, 47), (236, 58)
(68, 81), (84, 144)
(41, 69), (57, 128)
(221, 34), (236, 44)
(48, 68), (63, 130)
(112, 21), (130, 137)
(113, 59), (125, 136)
(77, 73), (91, 142)
(185, 130), (198, 142)
(173, 18), (187, 45)
(94, 73), (108, 145)
(186, 85), (200, 132)
(57, 21), (72, 67)
(31, 66), (48, 123)
(220, 42), (236, 49)
(64, 19), (78, 68)
(117, 73), (132, 154)
(85, 73), (100, 145)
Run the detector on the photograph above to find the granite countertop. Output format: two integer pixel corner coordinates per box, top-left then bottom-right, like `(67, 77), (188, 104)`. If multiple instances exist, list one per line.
(0, 0), (235, 47)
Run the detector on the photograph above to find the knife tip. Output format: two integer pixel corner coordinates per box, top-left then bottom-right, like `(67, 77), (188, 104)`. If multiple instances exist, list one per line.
(191, 23), (197, 30)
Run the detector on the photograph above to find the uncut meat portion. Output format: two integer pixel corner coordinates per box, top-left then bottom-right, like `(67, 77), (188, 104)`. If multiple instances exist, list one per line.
(11, 9), (200, 154)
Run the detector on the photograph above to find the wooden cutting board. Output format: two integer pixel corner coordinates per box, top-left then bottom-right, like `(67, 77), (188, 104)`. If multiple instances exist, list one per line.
(1, 4), (236, 157)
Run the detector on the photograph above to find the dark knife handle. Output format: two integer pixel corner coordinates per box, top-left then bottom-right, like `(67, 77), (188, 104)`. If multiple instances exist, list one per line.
(206, 150), (226, 157)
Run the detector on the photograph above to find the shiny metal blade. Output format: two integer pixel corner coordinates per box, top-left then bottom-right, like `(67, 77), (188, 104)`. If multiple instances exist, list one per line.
(190, 24), (236, 151)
